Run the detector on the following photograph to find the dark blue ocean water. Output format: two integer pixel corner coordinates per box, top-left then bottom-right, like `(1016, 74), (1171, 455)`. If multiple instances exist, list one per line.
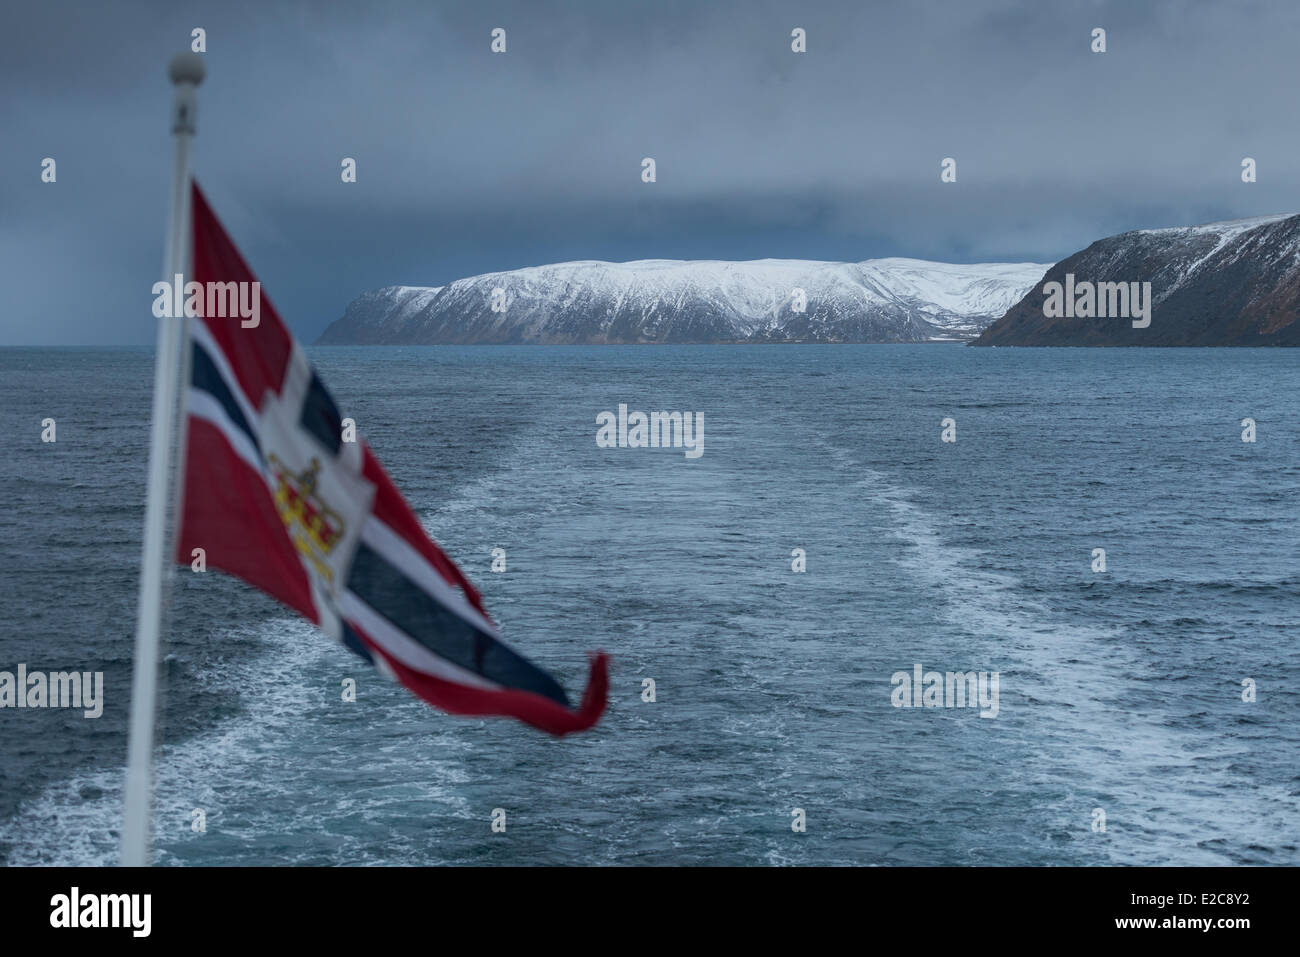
(1, 344), (1298, 865)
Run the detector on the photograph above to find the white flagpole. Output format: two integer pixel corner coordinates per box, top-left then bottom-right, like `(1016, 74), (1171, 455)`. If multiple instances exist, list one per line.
(121, 51), (205, 867)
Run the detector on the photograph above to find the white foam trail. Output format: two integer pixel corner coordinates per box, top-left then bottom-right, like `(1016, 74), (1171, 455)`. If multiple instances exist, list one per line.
(813, 435), (1300, 865)
(0, 617), (472, 866)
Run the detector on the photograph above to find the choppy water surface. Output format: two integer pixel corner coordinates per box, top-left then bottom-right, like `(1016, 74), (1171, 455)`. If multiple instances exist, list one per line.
(1, 345), (1297, 865)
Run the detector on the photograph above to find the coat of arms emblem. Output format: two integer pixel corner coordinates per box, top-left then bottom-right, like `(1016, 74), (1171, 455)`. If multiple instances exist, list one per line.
(267, 453), (346, 585)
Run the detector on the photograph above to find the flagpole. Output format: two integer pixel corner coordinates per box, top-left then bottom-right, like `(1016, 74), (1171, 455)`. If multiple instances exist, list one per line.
(121, 51), (205, 867)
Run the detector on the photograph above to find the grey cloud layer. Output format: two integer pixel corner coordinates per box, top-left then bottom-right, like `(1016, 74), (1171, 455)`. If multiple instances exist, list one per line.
(2, 0), (1297, 344)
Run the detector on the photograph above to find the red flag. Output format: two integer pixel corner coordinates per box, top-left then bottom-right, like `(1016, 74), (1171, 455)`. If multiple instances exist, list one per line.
(175, 182), (607, 735)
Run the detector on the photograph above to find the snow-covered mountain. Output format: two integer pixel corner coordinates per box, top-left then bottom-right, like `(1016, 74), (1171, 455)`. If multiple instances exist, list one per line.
(975, 213), (1300, 346)
(316, 258), (1050, 345)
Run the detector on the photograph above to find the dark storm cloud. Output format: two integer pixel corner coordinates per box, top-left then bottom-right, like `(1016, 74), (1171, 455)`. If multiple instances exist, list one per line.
(2, 0), (1298, 344)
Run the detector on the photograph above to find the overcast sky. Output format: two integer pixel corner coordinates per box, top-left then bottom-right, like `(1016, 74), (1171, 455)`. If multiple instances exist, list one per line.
(3, 0), (1298, 345)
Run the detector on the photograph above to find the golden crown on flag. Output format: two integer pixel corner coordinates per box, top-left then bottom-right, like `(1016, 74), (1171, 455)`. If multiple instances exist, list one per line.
(268, 453), (345, 582)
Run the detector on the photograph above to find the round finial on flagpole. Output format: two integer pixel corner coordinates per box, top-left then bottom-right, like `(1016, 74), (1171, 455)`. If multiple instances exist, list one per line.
(168, 52), (205, 87)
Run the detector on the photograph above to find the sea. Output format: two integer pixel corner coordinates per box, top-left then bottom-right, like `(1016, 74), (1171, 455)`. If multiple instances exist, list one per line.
(1, 344), (1297, 866)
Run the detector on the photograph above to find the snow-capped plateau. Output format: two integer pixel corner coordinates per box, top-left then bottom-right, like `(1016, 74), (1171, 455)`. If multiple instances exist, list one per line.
(316, 258), (1051, 345)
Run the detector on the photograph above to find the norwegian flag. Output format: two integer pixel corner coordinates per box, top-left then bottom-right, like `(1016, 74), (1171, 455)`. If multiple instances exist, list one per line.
(175, 182), (608, 735)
